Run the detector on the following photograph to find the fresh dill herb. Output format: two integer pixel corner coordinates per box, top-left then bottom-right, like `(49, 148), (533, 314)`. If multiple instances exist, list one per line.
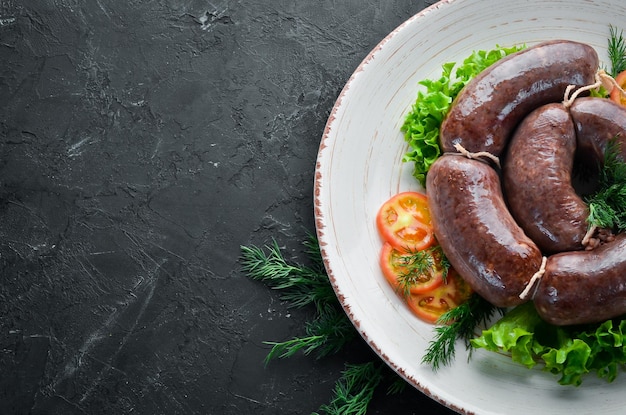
(609, 24), (626, 77)
(263, 302), (356, 362)
(312, 362), (385, 415)
(240, 237), (337, 309)
(240, 236), (407, 414)
(422, 294), (502, 371)
(386, 375), (407, 396)
(240, 238), (355, 360)
(394, 245), (450, 297)
(586, 138), (626, 231)
(311, 361), (408, 415)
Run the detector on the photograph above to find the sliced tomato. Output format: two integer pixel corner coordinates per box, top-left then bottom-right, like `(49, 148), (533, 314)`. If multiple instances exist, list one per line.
(610, 70), (626, 106)
(376, 192), (435, 252)
(379, 242), (444, 294)
(406, 270), (473, 324)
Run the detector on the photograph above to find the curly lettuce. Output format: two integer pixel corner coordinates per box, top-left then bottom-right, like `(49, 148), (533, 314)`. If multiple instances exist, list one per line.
(471, 302), (626, 386)
(401, 45), (524, 186)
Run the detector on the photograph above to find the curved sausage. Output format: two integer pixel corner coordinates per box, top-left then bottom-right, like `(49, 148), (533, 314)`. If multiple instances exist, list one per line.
(426, 155), (543, 307)
(440, 40), (599, 157)
(503, 103), (588, 254)
(534, 233), (626, 325)
(569, 96), (626, 167)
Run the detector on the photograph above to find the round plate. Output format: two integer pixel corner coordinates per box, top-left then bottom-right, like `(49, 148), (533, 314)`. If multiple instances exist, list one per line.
(314, 0), (626, 413)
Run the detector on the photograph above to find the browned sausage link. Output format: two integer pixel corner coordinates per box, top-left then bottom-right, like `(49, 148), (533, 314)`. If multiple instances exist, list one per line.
(534, 233), (626, 326)
(426, 155), (543, 307)
(503, 103), (588, 254)
(569, 96), (626, 167)
(440, 40), (599, 157)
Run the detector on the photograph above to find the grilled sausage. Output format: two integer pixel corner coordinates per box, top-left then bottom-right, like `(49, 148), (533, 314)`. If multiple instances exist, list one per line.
(440, 40), (598, 157)
(570, 96), (626, 166)
(534, 233), (626, 325)
(503, 103), (588, 254)
(426, 155), (543, 307)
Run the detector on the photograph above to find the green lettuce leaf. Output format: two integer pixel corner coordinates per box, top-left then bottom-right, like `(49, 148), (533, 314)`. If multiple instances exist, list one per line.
(470, 302), (541, 368)
(471, 302), (626, 386)
(401, 45), (524, 186)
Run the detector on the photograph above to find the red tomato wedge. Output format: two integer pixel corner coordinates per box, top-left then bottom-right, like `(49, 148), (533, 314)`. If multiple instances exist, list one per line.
(406, 270), (473, 324)
(610, 70), (626, 106)
(376, 192), (435, 252)
(379, 242), (445, 294)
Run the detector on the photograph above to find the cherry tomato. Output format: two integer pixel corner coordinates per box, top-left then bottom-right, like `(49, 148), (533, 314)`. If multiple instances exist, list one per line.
(406, 270), (473, 324)
(610, 70), (626, 106)
(376, 192), (435, 252)
(379, 242), (444, 294)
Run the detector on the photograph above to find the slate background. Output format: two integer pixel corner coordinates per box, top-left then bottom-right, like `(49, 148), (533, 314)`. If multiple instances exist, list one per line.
(0, 1), (458, 414)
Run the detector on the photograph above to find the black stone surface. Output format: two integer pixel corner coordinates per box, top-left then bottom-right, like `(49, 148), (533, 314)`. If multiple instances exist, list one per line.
(0, 1), (458, 414)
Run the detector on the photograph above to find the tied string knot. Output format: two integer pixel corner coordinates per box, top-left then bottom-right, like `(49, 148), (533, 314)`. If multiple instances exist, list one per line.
(563, 69), (625, 107)
(519, 256), (547, 300)
(453, 143), (501, 168)
(582, 224), (598, 247)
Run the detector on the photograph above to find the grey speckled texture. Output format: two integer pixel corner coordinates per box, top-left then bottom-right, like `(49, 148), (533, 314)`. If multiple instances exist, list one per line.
(0, 0), (455, 414)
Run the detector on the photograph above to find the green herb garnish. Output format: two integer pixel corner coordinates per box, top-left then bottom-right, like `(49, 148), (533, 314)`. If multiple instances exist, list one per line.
(423, 294), (502, 371)
(608, 24), (626, 77)
(401, 45), (524, 186)
(240, 236), (406, 414)
(395, 245), (450, 297)
(586, 138), (626, 231)
(312, 362), (384, 415)
(240, 237), (354, 358)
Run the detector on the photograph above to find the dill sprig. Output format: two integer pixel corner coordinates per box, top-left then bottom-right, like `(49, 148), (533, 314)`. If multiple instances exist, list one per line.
(240, 236), (407, 414)
(240, 237), (337, 309)
(609, 24), (626, 77)
(240, 237), (354, 359)
(394, 245), (450, 297)
(586, 138), (626, 231)
(263, 302), (356, 362)
(422, 294), (502, 371)
(312, 362), (385, 415)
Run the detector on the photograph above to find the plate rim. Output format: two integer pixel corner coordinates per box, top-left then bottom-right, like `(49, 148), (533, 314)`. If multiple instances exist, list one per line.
(313, 0), (462, 411)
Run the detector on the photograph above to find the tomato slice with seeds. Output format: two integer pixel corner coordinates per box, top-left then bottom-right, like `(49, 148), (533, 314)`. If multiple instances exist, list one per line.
(376, 192), (435, 252)
(610, 70), (626, 106)
(406, 270), (473, 324)
(379, 242), (444, 294)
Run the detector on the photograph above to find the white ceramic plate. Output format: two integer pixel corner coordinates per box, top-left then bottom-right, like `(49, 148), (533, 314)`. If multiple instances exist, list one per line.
(314, 1), (626, 414)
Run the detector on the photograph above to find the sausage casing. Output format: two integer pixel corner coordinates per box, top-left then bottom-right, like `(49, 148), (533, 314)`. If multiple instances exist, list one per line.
(440, 40), (599, 156)
(569, 96), (626, 166)
(534, 233), (626, 325)
(426, 155), (543, 307)
(503, 103), (588, 254)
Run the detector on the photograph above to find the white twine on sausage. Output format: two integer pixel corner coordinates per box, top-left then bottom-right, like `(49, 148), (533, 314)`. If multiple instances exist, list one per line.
(582, 224), (598, 247)
(453, 143), (501, 168)
(562, 69), (625, 107)
(518, 256), (548, 300)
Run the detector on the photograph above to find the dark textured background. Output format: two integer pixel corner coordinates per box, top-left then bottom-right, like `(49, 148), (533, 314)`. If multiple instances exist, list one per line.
(0, 1), (457, 413)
